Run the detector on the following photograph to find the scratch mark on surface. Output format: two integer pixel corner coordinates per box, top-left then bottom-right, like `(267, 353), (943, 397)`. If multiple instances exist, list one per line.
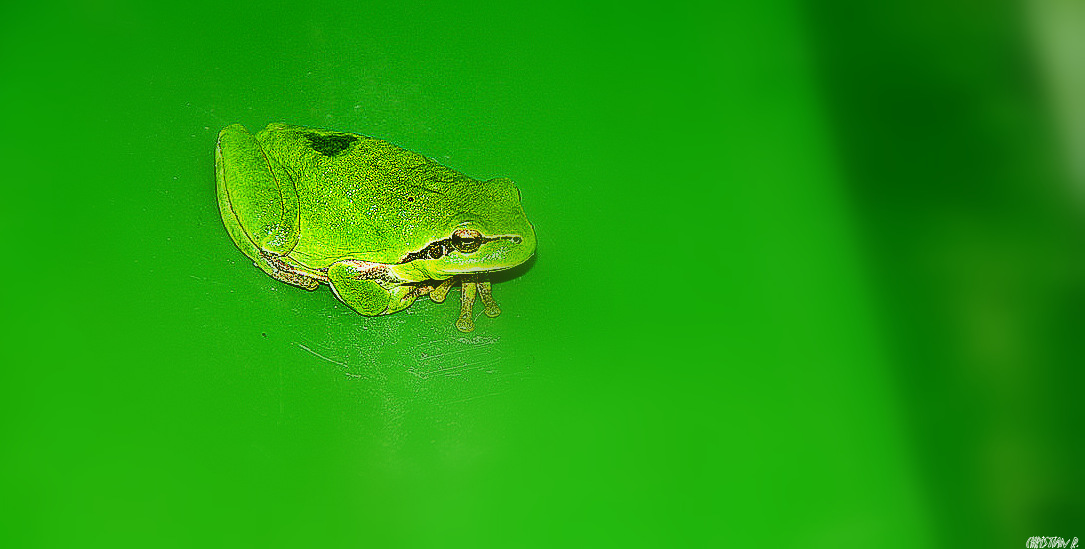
(456, 336), (500, 346)
(295, 342), (363, 378)
(432, 357), (502, 376)
(409, 357), (502, 379)
(418, 346), (486, 362)
(413, 335), (500, 363)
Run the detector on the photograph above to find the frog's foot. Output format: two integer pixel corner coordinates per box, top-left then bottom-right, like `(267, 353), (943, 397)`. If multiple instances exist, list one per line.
(256, 251), (319, 290)
(454, 275), (502, 332)
(327, 260), (416, 316)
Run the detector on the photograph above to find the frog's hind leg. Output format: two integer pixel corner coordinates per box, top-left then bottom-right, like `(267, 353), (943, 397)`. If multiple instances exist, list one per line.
(216, 169), (317, 290)
(216, 124), (313, 289)
(257, 251), (320, 290)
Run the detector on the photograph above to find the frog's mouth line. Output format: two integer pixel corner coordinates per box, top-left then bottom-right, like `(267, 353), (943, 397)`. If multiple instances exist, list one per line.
(398, 232), (523, 264)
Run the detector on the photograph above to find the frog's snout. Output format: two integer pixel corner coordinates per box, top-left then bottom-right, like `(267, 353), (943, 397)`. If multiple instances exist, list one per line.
(505, 223), (536, 266)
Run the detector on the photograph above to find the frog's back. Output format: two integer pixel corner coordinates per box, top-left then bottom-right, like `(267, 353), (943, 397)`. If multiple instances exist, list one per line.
(255, 124), (476, 267)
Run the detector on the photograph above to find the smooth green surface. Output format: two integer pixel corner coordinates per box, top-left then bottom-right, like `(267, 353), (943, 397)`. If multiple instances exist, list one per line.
(1, 1), (1079, 547)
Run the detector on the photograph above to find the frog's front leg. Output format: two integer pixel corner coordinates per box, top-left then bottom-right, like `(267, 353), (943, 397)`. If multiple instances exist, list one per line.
(453, 275), (502, 332)
(476, 280), (501, 318)
(425, 275), (505, 332)
(428, 278), (456, 303)
(327, 260), (420, 316)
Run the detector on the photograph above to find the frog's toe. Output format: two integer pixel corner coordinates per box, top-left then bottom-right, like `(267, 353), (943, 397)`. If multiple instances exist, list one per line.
(456, 313), (475, 333)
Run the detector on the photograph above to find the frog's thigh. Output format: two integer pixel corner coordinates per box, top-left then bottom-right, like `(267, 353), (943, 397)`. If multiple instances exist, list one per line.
(328, 261), (418, 316)
(215, 124), (300, 256)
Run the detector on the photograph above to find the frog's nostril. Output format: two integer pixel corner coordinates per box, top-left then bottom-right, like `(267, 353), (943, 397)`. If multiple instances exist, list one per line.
(511, 236), (522, 244)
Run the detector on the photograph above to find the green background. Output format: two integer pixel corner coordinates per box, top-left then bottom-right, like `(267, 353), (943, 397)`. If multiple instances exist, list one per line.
(1, 0), (1081, 547)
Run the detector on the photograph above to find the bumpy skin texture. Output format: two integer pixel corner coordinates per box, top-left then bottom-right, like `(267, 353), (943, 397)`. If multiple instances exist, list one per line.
(216, 123), (536, 329)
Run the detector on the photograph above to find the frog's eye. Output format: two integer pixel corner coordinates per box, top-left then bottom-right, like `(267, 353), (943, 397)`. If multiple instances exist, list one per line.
(451, 229), (483, 254)
(452, 236), (480, 253)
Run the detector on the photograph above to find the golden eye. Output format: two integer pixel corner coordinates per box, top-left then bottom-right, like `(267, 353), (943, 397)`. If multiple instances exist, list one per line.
(451, 234), (480, 253)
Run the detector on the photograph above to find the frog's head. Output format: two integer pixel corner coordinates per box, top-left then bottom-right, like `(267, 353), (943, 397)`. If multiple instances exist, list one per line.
(402, 177), (536, 276)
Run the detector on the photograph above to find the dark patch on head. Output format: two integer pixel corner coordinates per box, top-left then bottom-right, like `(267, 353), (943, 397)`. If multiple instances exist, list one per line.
(304, 132), (358, 157)
(406, 197), (414, 202)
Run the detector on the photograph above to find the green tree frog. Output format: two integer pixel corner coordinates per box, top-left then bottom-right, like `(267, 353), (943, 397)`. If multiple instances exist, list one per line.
(215, 123), (536, 332)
